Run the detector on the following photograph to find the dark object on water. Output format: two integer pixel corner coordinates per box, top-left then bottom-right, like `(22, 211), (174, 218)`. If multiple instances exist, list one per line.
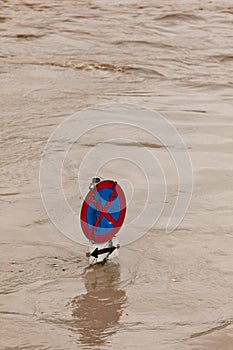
(89, 177), (101, 190)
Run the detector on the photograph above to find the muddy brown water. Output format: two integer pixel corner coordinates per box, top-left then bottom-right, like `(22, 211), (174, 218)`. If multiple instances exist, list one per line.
(1, 1), (233, 349)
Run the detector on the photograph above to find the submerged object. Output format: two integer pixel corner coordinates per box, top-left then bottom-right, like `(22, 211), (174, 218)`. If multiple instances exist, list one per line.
(80, 178), (126, 264)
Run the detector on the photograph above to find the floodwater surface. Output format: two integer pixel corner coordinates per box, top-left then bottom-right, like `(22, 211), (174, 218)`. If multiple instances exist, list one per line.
(0, 1), (233, 349)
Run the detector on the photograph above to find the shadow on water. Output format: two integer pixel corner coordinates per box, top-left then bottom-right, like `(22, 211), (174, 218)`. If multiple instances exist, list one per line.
(70, 262), (127, 348)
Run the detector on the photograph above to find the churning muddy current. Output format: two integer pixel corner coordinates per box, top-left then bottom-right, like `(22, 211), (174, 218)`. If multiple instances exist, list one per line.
(1, 1), (233, 349)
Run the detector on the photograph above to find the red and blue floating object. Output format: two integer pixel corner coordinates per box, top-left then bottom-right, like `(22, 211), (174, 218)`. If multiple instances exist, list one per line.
(80, 180), (126, 243)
